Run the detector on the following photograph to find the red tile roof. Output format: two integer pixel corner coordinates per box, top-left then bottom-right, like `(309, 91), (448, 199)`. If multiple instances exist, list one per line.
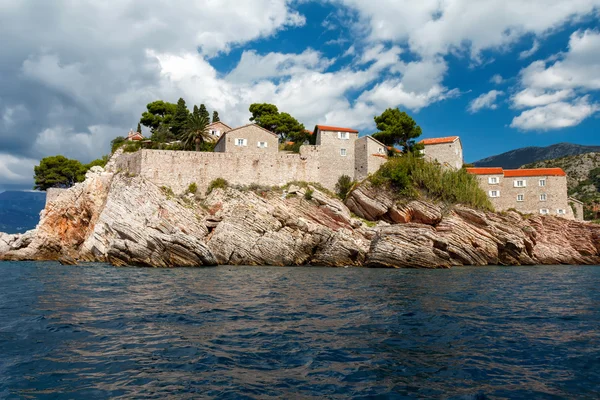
(466, 167), (504, 175)
(467, 167), (567, 177)
(504, 168), (567, 177)
(419, 136), (459, 145)
(316, 125), (359, 133)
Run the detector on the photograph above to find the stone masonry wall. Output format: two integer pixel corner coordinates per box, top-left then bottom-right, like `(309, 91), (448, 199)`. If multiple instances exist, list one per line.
(316, 130), (358, 190)
(423, 141), (463, 169)
(476, 174), (573, 219)
(216, 124), (279, 154)
(355, 137), (387, 181)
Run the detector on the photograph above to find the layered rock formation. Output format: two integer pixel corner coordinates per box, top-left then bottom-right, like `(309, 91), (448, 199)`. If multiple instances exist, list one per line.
(2, 167), (599, 268)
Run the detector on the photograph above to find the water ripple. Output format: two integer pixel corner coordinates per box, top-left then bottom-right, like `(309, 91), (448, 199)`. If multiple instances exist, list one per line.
(0, 263), (599, 399)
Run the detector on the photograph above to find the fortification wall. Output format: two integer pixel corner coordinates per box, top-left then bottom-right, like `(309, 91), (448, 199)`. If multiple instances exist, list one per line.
(132, 149), (322, 194)
(113, 151), (142, 175)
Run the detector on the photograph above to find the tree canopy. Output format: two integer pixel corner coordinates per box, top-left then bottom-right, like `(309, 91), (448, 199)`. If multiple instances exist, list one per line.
(171, 98), (190, 138)
(183, 113), (210, 152)
(372, 108), (423, 155)
(212, 111), (220, 123)
(33, 155), (105, 191)
(139, 100), (177, 132)
(248, 103), (306, 142)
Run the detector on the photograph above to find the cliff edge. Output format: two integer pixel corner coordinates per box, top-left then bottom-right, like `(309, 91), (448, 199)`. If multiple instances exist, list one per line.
(1, 166), (599, 268)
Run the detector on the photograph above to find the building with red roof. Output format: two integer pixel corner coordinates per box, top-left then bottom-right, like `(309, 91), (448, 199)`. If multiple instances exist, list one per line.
(419, 136), (463, 169)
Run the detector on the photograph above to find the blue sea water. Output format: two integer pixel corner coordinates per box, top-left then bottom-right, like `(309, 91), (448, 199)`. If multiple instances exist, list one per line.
(0, 263), (599, 399)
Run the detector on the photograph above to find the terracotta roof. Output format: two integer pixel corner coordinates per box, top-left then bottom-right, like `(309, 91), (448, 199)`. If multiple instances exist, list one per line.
(466, 167), (504, 175)
(207, 121), (232, 130)
(316, 125), (359, 133)
(504, 168), (567, 177)
(387, 146), (401, 153)
(305, 130), (313, 135)
(420, 136), (459, 145)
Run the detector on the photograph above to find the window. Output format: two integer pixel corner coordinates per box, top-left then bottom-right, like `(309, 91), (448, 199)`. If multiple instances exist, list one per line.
(257, 141), (267, 148)
(210, 129), (220, 137)
(338, 132), (349, 140)
(378, 147), (385, 154)
(514, 179), (527, 188)
(540, 194), (547, 201)
(489, 190), (500, 198)
(488, 177), (499, 185)
(539, 179), (546, 187)
(340, 148), (347, 156)
(557, 209), (566, 215)
(540, 209), (549, 215)
(236, 138), (247, 146)
(517, 194), (524, 202)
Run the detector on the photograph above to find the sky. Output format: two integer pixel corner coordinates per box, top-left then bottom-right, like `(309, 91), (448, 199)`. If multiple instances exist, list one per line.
(1, 0), (599, 191)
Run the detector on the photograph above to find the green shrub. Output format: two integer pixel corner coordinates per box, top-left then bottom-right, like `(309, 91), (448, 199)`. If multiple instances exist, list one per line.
(370, 153), (493, 211)
(160, 186), (174, 198)
(188, 182), (198, 194)
(304, 188), (314, 201)
(206, 178), (228, 195)
(335, 174), (355, 200)
(122, 141), (142, 153)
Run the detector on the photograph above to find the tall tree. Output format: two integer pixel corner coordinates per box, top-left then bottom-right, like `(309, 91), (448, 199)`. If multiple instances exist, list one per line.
(248, 103), (305, 142)
(139, 100), (177, 132)
(372, 108), (423, 155)
(212, 111), (220, 123)
(183, 114), (210, 152)
(198, 104), (210, 121)
(171, 97), (190, 138)
(193, 105), (200, 119)
(34, 156), (87, 191)
(136, 122), (142, 134)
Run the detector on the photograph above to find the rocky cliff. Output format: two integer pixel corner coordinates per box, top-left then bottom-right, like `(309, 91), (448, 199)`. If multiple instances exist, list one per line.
(1, 166), (599, 268)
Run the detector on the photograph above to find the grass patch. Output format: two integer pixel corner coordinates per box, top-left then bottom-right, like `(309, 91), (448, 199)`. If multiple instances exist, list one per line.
(370, 153), (493, 211)
(160, 186), (175, 199)
(283, 181), (336, 198)
(206, 178), (228, 195)
(188, 182), (198, 194)
(304, 188), (314, 201)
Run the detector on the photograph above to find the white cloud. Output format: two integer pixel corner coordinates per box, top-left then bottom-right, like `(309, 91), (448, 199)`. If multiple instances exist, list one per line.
(490, 74), (504, 84)
(338, 0), (600, 59)
(519, 39), (541, 59)
(510, 96), (599, 130)
(0, 153), (38, 186)
(511, 88), (574, 109)
(520, 29), (600, 91)
(510, 29), (600, 130)
(468, 90), (504, 113)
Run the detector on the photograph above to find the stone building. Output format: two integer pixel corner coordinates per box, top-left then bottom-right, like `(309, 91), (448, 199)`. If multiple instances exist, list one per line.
(206, 121), (232, 143)
(420, 136), (463, 169)
(126, 129), (143, 141)
(467, 167), (579, 220)
(213, 124), (279, 153)
(115, 123), (388, 195)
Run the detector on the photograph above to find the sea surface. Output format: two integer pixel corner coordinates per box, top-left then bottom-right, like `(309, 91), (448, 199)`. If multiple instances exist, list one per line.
(0, 263), (599, 399)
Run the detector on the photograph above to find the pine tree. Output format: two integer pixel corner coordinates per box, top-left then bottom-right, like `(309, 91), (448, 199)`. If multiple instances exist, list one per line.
(193, 105), (200, 119)
(198, 104), (210, 121)
(136, 122), (142, 134)
(171, 98), (190, 138)
(212, 111), (220, 123)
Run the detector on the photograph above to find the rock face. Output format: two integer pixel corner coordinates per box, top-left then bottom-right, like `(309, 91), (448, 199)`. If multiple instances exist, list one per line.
(1, 168), (600, 268)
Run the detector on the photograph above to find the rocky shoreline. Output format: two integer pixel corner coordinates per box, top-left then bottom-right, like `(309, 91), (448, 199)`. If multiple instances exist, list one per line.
(1, 165), (599, 268)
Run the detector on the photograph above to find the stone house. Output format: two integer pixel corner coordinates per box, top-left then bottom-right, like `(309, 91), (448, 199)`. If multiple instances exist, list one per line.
(213, 124), (279, 153)
(126, 129), (143, 141)
(467, 167), (579, 220)
(420, 136), (464, 169)
(354, 136), (388, 181)
(206, 121), (232, 143)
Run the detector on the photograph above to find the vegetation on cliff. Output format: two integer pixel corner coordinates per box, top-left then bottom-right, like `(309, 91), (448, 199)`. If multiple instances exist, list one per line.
(370, 154), (493, 211)
(33, 155), (108, 191)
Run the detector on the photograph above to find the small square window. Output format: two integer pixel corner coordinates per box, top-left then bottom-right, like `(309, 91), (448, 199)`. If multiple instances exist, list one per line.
(489, 190), (500, 198)
(339, 132), (349, 140)
(340, 148), (347, 156)
(378, 147), (385, 154)
(517, 194), (524, 202)
(540, 194), (547, 201)
(488, 177), (499, 184)
(236, 138), (246, 146)
(539, 179), (546, 187)
(557, 209), (565, 215)
(257, 141), (267, 148)
(540, 209), (549, 215)
(515, 180), (526, 188)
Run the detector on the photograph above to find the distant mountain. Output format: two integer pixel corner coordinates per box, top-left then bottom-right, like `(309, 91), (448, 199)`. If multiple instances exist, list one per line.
(0, 191), (46, 234)
(474, 143), (600, 169)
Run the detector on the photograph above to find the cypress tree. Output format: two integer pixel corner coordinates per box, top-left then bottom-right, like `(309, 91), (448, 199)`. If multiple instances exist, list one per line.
(212, 111), (220, 123)
(199, 104), (209, 121)
(193, 105), (200, 119)
(171, 98), (190, 138)
(136, 122), (142, 134)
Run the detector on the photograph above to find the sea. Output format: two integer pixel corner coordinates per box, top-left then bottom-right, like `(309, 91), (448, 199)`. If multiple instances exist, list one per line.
(0, 262), (599, 399)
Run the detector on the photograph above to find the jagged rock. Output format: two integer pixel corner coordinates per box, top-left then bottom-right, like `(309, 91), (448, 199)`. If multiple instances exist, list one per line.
(58, 255), (78, 265)
(1, 167), (599, 268)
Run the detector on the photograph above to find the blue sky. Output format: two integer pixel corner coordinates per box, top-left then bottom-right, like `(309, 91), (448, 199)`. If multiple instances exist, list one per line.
(0, 0), (599, 190)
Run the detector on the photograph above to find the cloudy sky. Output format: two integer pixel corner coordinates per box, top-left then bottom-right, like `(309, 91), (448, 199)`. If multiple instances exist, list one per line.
(1, 0), (599, 191)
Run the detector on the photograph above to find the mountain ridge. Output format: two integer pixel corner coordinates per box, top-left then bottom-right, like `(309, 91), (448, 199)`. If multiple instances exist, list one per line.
(474, 143), (600, 169)
(0, 191), (46, 234)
